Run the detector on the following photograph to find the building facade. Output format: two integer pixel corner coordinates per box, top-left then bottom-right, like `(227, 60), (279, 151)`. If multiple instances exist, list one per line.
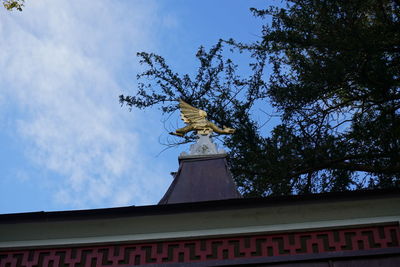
(1, 155), (400, 266)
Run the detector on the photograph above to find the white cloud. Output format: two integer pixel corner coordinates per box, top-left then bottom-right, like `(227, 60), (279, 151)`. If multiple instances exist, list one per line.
(0, 0), (171, 209)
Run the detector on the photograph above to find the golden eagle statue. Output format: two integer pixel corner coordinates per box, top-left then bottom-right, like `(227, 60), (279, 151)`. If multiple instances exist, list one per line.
(170, 99), (235, 137)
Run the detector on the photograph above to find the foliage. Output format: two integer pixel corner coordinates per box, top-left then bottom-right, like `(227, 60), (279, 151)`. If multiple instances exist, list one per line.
(121, 0), (400, 196)
(2, 0), (24, 11)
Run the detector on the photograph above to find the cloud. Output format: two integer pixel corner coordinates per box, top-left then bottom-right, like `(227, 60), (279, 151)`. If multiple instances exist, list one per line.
(0, 0), (171, 209)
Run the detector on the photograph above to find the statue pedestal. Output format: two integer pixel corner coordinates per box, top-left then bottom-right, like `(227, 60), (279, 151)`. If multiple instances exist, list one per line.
(180, 134), (226, 158)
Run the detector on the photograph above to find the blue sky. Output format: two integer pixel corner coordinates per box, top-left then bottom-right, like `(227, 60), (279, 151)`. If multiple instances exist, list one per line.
(0, 0), (269, 213)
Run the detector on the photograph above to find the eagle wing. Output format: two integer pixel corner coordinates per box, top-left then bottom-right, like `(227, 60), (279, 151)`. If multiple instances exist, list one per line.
(179, 99), (206, 123)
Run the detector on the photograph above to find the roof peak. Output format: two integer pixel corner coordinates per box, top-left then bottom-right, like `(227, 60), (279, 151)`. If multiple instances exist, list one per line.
(159, 155), (242, 204)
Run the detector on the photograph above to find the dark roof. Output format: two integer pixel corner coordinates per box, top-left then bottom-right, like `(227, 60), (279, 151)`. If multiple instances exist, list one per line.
(1, 188), (399, 224)
(158, 155), (242, 204)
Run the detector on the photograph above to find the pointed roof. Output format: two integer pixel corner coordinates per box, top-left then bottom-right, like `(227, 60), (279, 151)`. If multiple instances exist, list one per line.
(159, 154), (242, 204)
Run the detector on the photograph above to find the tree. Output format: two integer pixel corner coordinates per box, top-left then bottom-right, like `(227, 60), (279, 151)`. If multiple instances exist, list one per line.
(121, 0), (400, 196)
(2, 0), (24, 11)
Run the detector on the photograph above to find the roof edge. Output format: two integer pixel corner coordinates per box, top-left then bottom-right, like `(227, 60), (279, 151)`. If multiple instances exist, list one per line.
(1, 188), (399, 224)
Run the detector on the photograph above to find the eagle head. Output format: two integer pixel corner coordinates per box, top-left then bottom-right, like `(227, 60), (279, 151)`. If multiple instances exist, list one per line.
(199, 110), (207, 118)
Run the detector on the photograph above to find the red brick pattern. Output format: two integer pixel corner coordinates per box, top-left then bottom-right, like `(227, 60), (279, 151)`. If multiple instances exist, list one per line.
(0, 224), (399, 266)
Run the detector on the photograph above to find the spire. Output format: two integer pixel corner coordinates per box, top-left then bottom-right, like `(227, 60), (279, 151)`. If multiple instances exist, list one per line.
(159, 134), (242, 204)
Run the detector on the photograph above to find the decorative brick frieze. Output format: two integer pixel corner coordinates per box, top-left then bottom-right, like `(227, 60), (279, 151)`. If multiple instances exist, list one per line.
(1, 224), (399, 266)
